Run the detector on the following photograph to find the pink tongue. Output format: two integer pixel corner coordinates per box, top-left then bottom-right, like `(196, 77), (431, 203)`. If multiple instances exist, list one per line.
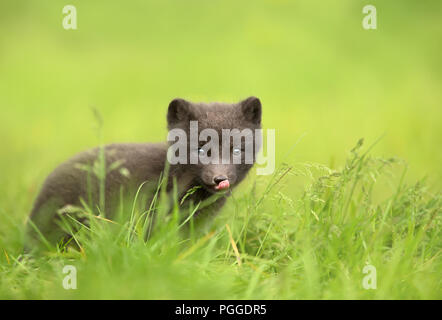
(215, 180), (230, 190)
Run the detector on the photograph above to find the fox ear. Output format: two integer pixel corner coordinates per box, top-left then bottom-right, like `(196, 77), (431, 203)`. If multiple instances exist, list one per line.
(167, 98), (192, 126)
(240, 96), (262, 125)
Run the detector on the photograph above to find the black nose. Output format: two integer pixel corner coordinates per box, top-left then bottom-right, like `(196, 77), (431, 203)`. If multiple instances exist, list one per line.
(213, 175), (228, 184)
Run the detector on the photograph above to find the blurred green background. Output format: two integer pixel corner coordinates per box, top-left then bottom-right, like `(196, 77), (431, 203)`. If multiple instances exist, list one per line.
(0, 0), (441, 223)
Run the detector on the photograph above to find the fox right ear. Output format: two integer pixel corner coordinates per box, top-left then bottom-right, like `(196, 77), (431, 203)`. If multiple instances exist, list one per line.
(167, 98), (192, 126)
(240, 96), (262, 125)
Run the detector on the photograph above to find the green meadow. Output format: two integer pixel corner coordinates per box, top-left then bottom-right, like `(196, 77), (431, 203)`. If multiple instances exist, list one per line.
(0, 1), (440, 299)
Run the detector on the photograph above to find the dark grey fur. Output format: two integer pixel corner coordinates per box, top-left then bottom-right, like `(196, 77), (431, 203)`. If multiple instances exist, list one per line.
(26, 97), (262, 248)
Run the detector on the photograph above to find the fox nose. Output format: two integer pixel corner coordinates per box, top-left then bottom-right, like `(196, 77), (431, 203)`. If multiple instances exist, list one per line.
(213, 175), (228, 185)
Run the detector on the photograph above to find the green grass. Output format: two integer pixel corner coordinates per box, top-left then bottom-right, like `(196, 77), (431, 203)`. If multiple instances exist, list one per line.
(0, 140), (440, 299)
(0, 0), (441, 299)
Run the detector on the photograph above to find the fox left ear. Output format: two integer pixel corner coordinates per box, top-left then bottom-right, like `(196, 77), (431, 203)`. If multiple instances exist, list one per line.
(167, 98), (193, 128)
(240, 96), (262, 125)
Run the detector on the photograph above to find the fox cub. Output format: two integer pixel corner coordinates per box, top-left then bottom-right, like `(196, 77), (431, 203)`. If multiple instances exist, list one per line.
(26, 97), (262, 248)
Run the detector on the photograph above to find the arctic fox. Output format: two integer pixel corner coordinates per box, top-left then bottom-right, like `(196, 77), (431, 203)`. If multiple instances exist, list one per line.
(26, 97), (262, 247)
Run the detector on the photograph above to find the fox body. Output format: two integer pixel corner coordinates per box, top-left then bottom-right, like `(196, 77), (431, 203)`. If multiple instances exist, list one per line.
(26, 97), (262, 247)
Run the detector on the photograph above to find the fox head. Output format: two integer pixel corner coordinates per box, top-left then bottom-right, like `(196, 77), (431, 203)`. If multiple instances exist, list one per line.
(167, 97), (262, 193)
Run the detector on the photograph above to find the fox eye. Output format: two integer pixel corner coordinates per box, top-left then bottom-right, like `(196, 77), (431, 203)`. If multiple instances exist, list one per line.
(198, 148), (205, 156)
(232, 148), (241, 156)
